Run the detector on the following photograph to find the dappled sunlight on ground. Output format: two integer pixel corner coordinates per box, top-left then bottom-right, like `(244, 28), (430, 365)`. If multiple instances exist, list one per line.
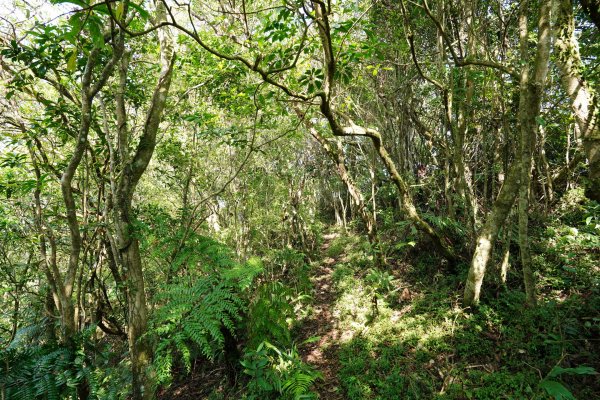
(297, 226), (599, 399)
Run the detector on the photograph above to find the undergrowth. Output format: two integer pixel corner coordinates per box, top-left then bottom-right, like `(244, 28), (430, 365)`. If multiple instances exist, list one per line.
(324, 192), (599, 399)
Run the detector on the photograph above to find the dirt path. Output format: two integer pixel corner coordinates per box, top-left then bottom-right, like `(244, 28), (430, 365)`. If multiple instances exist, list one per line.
(299, 232), (344, 399)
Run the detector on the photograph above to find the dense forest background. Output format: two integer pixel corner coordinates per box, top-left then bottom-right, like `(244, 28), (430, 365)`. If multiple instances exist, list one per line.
(0, 0), (599, 399)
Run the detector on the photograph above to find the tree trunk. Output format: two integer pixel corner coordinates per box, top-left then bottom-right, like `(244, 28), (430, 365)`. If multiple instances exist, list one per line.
(464, 161), (520, 306)
(309, 1), (456, 264)
(464, 0), (551, 306)
(110, 3), (175, 397)
(539, 125), (554, 204)
(554, 0), (600, 201)
(121, 239), (152, 400)
(518, 0), (551, 306)
(453, 3), (478, 238)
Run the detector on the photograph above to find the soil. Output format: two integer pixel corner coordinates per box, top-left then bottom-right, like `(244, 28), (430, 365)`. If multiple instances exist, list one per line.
(297, 232), (344, 399)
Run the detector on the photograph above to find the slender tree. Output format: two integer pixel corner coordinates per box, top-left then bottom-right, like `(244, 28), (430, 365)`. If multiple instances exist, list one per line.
(554, 0), (600, 201)
(464, 0), (552, 306)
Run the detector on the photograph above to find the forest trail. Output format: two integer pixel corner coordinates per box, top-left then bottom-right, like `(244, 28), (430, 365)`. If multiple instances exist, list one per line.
(299, 232), (344, 400)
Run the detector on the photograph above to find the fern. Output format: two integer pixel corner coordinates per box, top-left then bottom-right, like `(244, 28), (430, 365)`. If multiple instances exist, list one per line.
(0, 324), (124, 400)
(423, 212), (466, 240)
(241, 341), (321, 400)
(0, 344), (87, 400)
(151, 275), (245, 385)
(147, 234), (263, 386)
(248, 281), (296, 347)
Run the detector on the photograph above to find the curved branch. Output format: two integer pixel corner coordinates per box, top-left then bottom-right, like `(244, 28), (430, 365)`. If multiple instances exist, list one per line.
(418, 0), (519, 79)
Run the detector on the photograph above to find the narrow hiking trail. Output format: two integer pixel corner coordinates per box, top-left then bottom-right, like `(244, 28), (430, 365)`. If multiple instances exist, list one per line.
(299, 232), (344, 399)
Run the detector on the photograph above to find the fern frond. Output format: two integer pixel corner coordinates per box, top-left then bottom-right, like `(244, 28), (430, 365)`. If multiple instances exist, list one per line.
(151, 275), (245, 385)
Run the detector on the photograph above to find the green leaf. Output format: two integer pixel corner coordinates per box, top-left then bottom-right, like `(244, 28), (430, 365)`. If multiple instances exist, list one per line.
(129, 2), (149, 20)
(585, 216), (593, 225)
(65, 14), (83, 43)
(50, 0), (88, 7)
(88, 20), (104, 48)
(535, 116), (546, 126)
(300, 336), (321, 345)
(539, 380), (576, 400)
(114, 2), (125, 21)
(66, 50), (77, 72)
(548, 366), (596, 378)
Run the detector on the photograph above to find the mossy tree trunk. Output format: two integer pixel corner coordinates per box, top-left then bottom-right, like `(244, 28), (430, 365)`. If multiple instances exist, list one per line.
(464, 0), (551, 307)
(109, 3), (175, 398)
(518, 0), (551, 307)
(554, 0), (600, 201)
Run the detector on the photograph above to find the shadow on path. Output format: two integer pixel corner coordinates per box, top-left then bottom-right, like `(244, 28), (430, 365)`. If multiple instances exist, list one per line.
(299, 232), (344, 399)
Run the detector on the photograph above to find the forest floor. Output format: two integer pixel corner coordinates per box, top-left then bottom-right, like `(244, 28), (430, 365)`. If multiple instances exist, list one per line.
(298, 231), (344, 399)
(293, 223), (600, 400)
(160, 192), (600, 399)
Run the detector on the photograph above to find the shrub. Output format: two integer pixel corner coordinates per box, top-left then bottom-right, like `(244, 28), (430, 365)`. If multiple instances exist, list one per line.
(241, 341), (321, 400)
(151, 275), (245, 385)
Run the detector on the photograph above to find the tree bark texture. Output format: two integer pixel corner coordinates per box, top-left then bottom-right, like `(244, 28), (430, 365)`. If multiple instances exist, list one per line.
(110, 3), (175, 398)
(554, 0), (600, 201)
(464, 0), (552, 306)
